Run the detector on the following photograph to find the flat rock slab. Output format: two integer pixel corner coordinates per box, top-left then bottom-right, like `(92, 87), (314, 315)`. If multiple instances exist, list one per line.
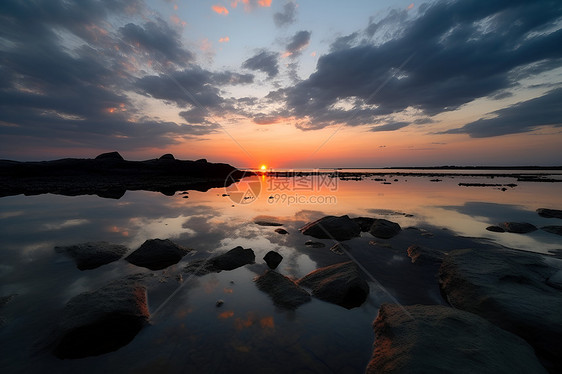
(55, 242), (128, 270)
(254, 270), (311, 309)
(184, 246), (255, 275)
(537, 208), (562, 219)
(352, 217), (376, 232)
(298, 261), (369, 309)
(369, 219), (401, 239)
(439, 248), (562, 371)
(366, 304), (547, 374)
(406, 245), (444, 265)
(54, 276), (150, 359)
(299, 215), (361, 241)
(498, 222), (537, 233)
(126, 239), (190, 270)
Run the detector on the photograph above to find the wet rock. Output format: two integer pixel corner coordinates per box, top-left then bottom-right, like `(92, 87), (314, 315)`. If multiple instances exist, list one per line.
(298, 261), (369, 309)
(53, 277), (149, 359)
(255, 270), (311, 310)
(546, 270), (562, 290)
(406, 245), (444, 265)
(498, 222), (537, 234)
(304, 241), (326, 248)
(274, 228), (289, 235)
(263, 251), (283, 269)
(215, 299), (224, 307)
(184, 246), (255, 275)
(351, 217), (375, 232)
(55, 242), (128, 270)
(439, 248), (562, 371)
(254, 221), (283, 227)
(330, 242), (350, 255)
(369, 219), (401, 239)
(486, 225), (505, 233)
(541, 225), (562, 236)
(366, 304), (547, 374)
(126, 239), (191, 271)
(537, 208), (562, 219)
(299, 215), (361, 241)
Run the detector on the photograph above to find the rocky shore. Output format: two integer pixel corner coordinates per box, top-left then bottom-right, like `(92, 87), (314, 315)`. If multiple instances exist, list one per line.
(0, 151), (245, 198)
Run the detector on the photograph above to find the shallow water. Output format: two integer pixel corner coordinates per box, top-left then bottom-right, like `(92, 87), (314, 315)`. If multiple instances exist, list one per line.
(0, 170), (561, 372)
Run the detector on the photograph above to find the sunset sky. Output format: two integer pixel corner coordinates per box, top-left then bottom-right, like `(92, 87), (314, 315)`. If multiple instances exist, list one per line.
(1, 0), (561, 167)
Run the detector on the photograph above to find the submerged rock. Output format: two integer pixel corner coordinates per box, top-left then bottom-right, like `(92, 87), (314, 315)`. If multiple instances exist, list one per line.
(541, 225), (562, 236)
(300, 215), (361, 241)
(126, 239), (191, 270)
(439, 248), (562, 371)
(304, 241), (326, 248)
(498, 222), (537, 234)
(406, 245), (444, 265)
(254, 221), (283, 227)
(298, 261), (369, 309)
(55, 242), (128, 270)
(366, 304), (547, 374)
(53, 277), (149, 359)
(369, 219), (401, 239)
(274, 228), (289, 235)
(255, 270), (311, 309)
(537, 208), (562, 219)
(263, 251), (283, 269)
(184, 246), (255, 275)
(329, 242), (350, 255)
(486, 225), (505, 233)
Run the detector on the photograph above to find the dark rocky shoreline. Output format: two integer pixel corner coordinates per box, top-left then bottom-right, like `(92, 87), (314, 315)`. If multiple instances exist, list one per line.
(0, 152), (246, 198)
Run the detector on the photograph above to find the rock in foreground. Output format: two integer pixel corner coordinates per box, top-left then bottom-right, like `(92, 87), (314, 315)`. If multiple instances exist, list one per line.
(298, 261), (369, 309)
(263, 251), (283, 269)
(54, 277), (149, 359)
(498, 222), (537, 233)
(439, 248), (562, 371)
(55, 242), (128, 270)
(369, 219), (401, 239)
(537, 208), (562, 219)
(184, 246), (255, 275)
(299, 215), (361, 241)
(255, 270), (311, 309)
(366, 304), (546, 374)
(126, 239), (190, 270)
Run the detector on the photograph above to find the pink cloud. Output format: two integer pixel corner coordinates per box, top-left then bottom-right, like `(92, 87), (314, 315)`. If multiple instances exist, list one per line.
(212, 5), (229, 15)
(219, 36), (230, 43)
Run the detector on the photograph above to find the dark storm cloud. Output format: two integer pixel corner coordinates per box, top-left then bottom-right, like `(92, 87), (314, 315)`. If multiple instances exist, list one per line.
(444, 88), (562, 137)
(242, 50), (280, 78)
(119, 19), (194, 67)
(286, 30), (311, 57)
(0, 0), (251, 156)
(274, 2), (297, 27)
(370, 122), (410, 132)
(279, 0), (562, 133)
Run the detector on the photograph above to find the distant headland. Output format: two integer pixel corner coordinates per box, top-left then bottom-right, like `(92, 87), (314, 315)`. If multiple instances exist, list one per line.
(0, 151), (245, 199)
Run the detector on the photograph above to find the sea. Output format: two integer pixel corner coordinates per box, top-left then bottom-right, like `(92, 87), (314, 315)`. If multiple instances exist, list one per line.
(1, 168), (561, 372)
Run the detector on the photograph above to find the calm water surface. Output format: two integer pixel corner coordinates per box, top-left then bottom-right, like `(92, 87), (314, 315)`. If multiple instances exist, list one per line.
(1, 170), (561, 372)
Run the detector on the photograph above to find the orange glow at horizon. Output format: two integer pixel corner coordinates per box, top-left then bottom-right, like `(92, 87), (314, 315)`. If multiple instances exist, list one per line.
(260, 164), (267, 170)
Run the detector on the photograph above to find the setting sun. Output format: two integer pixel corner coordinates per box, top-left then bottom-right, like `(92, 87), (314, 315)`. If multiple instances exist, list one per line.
(260, 165), (267, 171)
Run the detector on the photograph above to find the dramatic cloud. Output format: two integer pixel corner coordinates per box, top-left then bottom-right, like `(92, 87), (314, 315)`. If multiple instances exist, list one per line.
(0, 0), (247, 155)
(279, 0), (562, 132)
(285, 30), (311, 57)
(119, 19), (193, 67)
(274, 2), (297, 27)
(444, 88), (562, 137)
(242, 50), (280, 77)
